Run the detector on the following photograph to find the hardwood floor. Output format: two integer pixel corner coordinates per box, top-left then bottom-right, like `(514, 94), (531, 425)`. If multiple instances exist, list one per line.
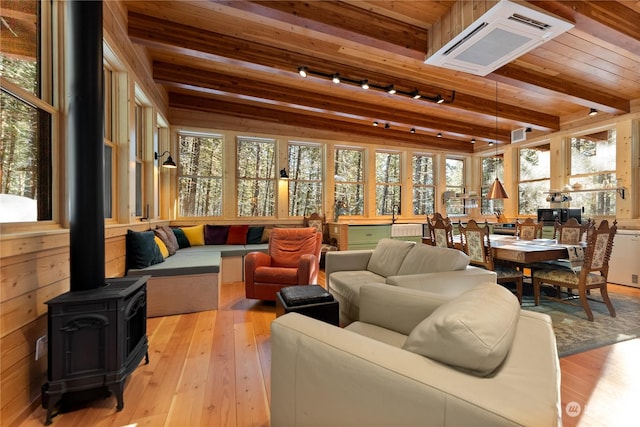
(19, 277), (640, 427)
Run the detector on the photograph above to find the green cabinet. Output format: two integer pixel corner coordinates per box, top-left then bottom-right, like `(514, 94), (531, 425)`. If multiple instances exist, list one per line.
(348, 225), (390, 250)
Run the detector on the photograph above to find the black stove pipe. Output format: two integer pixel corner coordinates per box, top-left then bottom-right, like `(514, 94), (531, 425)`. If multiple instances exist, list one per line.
(67, 0), (105, 291)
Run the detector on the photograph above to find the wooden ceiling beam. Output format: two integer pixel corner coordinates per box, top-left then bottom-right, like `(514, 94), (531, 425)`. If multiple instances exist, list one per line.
(527, 1), (640, 57)
(169, 92), (474, 153)
(492, 64), (630, 114)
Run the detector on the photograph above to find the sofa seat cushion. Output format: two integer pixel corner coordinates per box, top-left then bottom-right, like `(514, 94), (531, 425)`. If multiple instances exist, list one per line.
(367, 238), (415, 278)
(255, 266), (299, 285)
(403, 282), (520, 377)
(346, 321), (407, 348)
(397, 243), (469, 275)
(328, 270), (387, 324)
(127, 249), (221, 277)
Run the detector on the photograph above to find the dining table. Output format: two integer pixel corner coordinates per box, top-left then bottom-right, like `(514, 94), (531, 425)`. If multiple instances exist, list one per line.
(452, 234), (577, 264)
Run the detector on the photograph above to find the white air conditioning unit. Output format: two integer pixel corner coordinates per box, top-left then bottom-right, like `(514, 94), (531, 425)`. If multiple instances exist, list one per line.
(511, 127), (526, 143)
(425, 0), (574, 76)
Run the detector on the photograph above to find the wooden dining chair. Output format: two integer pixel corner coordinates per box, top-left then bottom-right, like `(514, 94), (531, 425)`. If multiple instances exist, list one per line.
(515, 218), (543, 240)
(552, 217), (590, 244)
(532, 220), (617, 321)
(427, 214), (454, 248)
(459, 220), (523, 303)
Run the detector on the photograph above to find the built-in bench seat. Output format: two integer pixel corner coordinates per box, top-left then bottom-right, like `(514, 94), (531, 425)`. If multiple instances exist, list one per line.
(127, 236), (268, 317)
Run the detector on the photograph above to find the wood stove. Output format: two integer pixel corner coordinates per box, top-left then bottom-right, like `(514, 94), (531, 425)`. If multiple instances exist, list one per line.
(43, 276), (150, 425)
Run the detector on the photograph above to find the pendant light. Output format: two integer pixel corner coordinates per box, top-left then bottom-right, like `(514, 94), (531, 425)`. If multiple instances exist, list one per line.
(487, 82), (509, 199)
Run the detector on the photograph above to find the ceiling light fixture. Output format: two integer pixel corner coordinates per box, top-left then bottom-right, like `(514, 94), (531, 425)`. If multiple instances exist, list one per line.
(471, 138), (476, 144)
(373, 121), (378, 127)
(589, 108), (598, 116)
(410, 128), (416, 134)
(384, 123), (390, 129)
(436, 132), (443, 138)
(295, 67), (455, 104)
(525, 127), (532, 132)
(487, 82), (509, 200)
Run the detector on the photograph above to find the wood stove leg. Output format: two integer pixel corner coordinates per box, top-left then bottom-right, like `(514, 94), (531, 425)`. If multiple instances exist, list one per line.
(110, 382), (125, 411)
(44, 391), (60, 426)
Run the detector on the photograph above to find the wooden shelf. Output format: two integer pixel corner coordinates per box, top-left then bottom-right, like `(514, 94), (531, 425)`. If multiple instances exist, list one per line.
(546, 187), (626, 199)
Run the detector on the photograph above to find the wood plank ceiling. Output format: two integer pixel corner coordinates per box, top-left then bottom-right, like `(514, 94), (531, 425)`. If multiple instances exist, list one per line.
(5, 1), (640, 153)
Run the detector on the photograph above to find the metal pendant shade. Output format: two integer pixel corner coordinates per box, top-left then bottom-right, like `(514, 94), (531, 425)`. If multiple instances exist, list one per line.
(487, 81), (509, 200)
(487, 177), (509, 199)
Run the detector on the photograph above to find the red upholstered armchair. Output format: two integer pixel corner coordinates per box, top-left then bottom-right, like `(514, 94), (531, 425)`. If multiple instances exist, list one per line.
(245, 227), (322, 301)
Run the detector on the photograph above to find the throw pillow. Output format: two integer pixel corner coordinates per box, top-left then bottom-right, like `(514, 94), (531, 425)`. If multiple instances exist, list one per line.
(403, 283), (520, 377)
(367, 238), (415, 278)
(261, 227), (272, 243)
(205, 225), (229, 245)
(246, 226), (265, 244)
(172, 227), (191, 248)
(154, 226), (178, 256)
(227, 225), (249, 244)
(126, 230), (164, 271)
(182, 224), (205, 246)
(154, 235), (170, 259)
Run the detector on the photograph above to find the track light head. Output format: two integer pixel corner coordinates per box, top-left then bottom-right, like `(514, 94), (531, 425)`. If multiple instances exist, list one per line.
(298, 66), (308, 77)
(435, 95), (444, 104)
(332, 73), (340, 84)
(411, 90), (421, 99)
(589, 108), (598, 116)
(410, 128), (416, 134)
(471, 138), (476, 144)
(384, 123), (390, 129)
(373, 121), (378, 127)
(361, 79), (369, 90)
(436, 132), (443, 138)
(387, 85), (396, 94)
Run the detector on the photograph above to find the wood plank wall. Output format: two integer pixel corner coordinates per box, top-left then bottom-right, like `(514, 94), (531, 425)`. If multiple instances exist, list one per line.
(0, 2), (168, 425)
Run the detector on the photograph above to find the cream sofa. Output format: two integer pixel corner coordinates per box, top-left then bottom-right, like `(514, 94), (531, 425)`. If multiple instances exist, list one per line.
(326, 238), (497, 325)
(271, 282), (562, 427)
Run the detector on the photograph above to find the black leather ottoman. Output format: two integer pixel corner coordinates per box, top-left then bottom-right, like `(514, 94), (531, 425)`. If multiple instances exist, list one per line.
(275, 285), (339, 326)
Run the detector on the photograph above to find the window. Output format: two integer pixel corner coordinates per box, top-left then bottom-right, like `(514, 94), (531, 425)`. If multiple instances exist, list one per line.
(334, 147), (364, 216)
(445, 158), (465, 215)
(375, 151), (401, 215)
(0, 0), (53, 223)
(569, 129), (616, 216)
(518, 144), (550, 215)
(134, 104), (145, 217)
(237, 137), (276, 217)
(481, 155), (504, 215)
(178, 132), (223, 217)
(412, 154), (435, 215)
(103, 67), (115, 219)
(288, 142), (323, 216)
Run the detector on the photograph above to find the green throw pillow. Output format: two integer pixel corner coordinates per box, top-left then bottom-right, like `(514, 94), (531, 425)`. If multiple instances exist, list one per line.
(126, 230), (164, 271)
(246, 226), (265, 244)
(172, 228), (191, 248)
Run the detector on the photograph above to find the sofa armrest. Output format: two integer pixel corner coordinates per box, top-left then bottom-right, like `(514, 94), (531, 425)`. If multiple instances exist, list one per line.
(386, 266), (497, 297)
(297, 253), (319, 285)
(358, 283), (449, 335)
(324, 249), (373, 278)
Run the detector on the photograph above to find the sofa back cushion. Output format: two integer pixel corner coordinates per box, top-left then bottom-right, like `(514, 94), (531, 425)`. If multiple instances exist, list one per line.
(367, 238), (415, 278)
(403, 283), (520, 377)
(397, 244), (470, 275)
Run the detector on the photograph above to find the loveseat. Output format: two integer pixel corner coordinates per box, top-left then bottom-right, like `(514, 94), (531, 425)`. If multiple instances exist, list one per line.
(271, 282), (562, 426)
(325, 238), (497, 325)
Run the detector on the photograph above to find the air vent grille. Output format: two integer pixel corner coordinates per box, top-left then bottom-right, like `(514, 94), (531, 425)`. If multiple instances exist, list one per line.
(508, 13), (552, 30)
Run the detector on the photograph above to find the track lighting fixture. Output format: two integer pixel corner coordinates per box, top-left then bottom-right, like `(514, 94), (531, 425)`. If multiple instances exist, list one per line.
(295, 67), (455, 104)
(436, 132), (443, 138)
(471, 138), (476, 144)
(589, 108), (598, 116)
(384, 123), (390, 129)
(373, 121), (379, 127)
(488, 141), (494, 146)
(410, 128), (416, 134)
(525, 127), (532, 133)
